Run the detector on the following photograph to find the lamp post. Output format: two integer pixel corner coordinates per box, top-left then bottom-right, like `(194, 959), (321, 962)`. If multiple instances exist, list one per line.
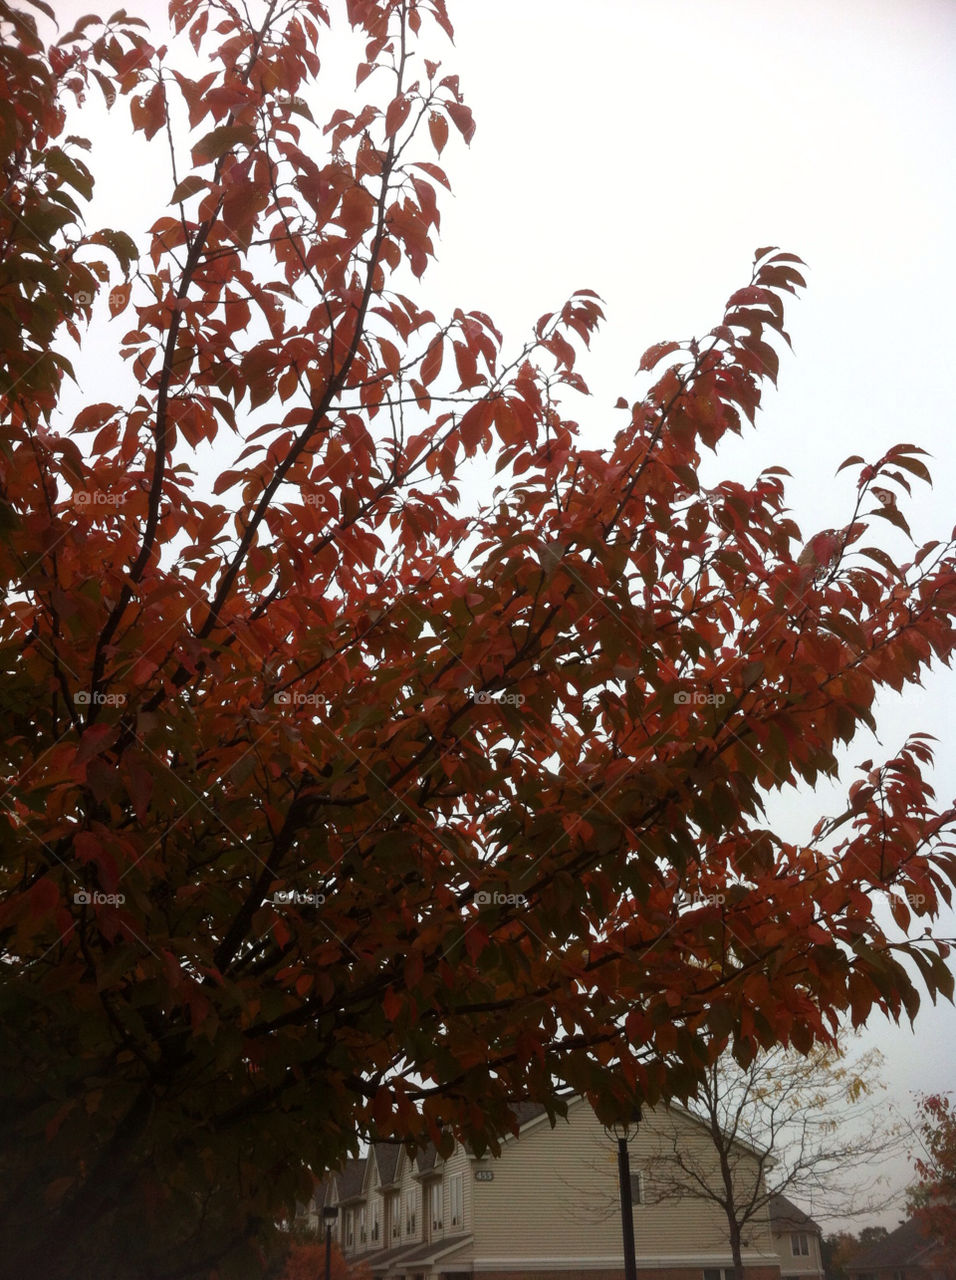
(322, 1205), (338, 1280)
(606, 1104), (642, 1280)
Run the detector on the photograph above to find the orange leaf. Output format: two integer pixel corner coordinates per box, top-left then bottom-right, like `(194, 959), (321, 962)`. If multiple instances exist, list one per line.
(428, 111), (448, 155)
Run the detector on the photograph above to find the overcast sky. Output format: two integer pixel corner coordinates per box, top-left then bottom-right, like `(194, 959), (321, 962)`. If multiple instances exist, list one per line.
(49, 0), (956, 1231)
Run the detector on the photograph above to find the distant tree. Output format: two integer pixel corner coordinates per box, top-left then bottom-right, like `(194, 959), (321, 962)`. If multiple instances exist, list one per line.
(858, 1225), (889, 1245)
(821, 1231), (859, 1280)
(640, 1045), (905, 1280)
(274, 1237), (371, 1280)
(907, 1093), (956, 1248)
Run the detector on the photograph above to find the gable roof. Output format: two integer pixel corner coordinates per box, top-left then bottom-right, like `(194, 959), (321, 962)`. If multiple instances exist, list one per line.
(769, 1192), (822, 1236)
(847, 1216), (938, 1270)
(372, 1142), (401, 1185)
(336, 1156), (366, 1202)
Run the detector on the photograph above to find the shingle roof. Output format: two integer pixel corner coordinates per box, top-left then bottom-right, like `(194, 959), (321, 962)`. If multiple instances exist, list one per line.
(372, 1142), (401, 1185)
(336, 1155), (367, 1202)
(847, 1216), (937, 1271)
(769, 1192), (822, 1236)
(370, 1235), (474, 1272)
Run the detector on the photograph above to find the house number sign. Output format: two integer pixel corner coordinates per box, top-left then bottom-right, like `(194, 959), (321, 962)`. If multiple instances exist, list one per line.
(474, 1170), (494, 1181)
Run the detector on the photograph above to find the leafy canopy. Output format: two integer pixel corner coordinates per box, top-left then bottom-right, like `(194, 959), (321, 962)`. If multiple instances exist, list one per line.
(1, 0), (955, 1276)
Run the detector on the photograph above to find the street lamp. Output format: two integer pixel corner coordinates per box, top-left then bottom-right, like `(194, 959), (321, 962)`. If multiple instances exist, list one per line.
(605, 1104), (642, 1280)
(322, 1205), (339, 1280)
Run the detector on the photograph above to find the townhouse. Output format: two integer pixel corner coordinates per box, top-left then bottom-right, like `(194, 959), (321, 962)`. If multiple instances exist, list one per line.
(768, 1194), (824, 1280)
(303, 1094), (796, 1280)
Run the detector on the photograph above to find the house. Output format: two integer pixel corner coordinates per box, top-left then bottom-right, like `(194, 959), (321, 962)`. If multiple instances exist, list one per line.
(845, 1214), (956, 1280)
(302, 1094), (790, 1280)
(768, 1194), (824, 1280)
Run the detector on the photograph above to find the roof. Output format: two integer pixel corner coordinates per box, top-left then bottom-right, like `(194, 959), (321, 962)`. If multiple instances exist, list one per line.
(336, 1156), (367, 1202)
(847, 1216), (937, 1271)
(372, 1142), (401, 1185)
(387, 1099), (556, 1180)
(769, 1192), (822, 1236)
(369, 1235), (474, 1273)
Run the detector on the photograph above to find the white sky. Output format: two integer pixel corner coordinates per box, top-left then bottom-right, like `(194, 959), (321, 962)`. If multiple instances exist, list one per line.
(46, 0), (956, 1233)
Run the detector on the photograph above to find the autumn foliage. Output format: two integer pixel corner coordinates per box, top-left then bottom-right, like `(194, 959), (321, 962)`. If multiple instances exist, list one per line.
(909, 1092), (956, 1249)
(1, 0), (956, 1277)
(274, 1237), (370, 1280)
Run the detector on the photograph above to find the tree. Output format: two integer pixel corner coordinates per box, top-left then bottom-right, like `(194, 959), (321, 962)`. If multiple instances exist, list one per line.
(1, 0), (955, 1276)
(908, 1092), (956, 1248)
(635, 1045), (905, 1280)
(821, 1230), (860, 1280)
(272, 1234), (371, 1280)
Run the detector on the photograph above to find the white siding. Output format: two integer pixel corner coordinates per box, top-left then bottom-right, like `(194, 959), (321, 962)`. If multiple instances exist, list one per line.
(775, 1225), (825, 1280)
(466, 1098), (778, 1268)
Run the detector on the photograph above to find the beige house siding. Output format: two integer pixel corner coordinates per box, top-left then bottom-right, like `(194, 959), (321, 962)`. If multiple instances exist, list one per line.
(465, 1098), (777, 1270)
(774, 1226), (824, 1280)
(327, 1094), (792, 1279)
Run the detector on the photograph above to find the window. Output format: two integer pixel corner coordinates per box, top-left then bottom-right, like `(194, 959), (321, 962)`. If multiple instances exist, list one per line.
(791, 1232), (809, 1257)
(703, 1270), (733, 1280)
(371, 1200), (380, 1242)
(359, 1206), (366, 1244)
(450, 1173), (463, 1228)
(406, 1188), (417, 1235)
(345, 1210), (354, 1248)
(430, 1180), (443, 1231)
(390, 1192), (401, 1239)
(629, 1172), (643, 1206)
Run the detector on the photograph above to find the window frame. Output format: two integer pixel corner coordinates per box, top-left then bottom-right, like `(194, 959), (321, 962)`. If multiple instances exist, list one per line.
(450, 1172), (463, 1227)
(791, 1232), (810, 1257)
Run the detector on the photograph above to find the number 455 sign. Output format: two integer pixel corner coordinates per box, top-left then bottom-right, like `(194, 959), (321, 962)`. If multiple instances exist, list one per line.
(474, 1170), (494, 1182)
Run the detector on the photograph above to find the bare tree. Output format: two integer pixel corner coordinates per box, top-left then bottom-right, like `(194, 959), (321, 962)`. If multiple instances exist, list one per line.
(644, 1043), (906, 1280)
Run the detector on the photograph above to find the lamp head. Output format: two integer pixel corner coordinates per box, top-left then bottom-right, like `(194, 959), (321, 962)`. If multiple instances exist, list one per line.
(604, 1102), (643, 1140)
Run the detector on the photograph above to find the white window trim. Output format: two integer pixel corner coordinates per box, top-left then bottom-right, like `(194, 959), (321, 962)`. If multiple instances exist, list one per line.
(450, 1172), (463, 1227)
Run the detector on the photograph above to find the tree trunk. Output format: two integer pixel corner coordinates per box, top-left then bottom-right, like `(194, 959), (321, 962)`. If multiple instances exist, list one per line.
(729, 1218), (745, 1280)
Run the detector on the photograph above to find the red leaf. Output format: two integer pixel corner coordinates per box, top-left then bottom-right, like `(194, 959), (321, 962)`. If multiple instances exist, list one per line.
(420, 337), (443, 387)
(428, 111), (449, 155)
(446, 101), (475, 143)
(638, 340), (680, 373)
(385, 95), (411, 139)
